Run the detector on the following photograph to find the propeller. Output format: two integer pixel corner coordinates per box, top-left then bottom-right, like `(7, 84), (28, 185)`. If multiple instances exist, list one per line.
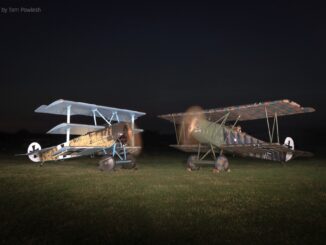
(178, 106), (205, 145)
(119, 123), (143, 156)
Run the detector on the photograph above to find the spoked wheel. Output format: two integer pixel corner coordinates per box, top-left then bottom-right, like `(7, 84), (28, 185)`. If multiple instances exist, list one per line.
(122, 155), (137, 169)
(187, 155), (200, 171)
(98, 156), (116, 172)
(214, 155), (230, 173)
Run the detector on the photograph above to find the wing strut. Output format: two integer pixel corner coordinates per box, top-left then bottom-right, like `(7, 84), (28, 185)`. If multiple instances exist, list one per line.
(265, 107), (280, 144)
(92, 110), (97, 126)
(131, 114), (135, 147)
(172, 115), (179, 144)
(66, 105), (71, 144)
(109, 112), (120, 123)
(93, 109), (111, 125)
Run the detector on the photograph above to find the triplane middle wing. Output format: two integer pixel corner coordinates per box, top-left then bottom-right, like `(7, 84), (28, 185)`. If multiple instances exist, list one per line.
(159, 99), (315, 172)
(23, 99), (146, 171)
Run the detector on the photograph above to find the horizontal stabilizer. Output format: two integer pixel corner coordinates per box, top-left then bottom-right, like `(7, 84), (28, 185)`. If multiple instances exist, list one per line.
(15, 146), (53, 156)
(293, 150), (314, 158)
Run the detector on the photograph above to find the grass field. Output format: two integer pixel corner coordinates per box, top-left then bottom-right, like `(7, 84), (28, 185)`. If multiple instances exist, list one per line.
(0, 152), (325, 244)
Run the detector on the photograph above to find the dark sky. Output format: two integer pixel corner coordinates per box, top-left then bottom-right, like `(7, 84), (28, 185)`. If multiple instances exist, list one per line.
(0, 1), (325, 139)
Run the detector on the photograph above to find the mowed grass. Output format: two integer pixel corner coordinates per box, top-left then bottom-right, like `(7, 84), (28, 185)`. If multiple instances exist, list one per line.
(0, 153), (325, 244)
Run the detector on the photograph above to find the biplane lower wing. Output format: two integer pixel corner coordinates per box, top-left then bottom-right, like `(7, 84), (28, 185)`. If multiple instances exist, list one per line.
(171, 144), (219, 153)
(220, 143), (313, 162)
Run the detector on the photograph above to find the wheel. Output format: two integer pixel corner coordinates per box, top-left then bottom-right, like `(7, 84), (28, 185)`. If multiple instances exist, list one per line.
(122, 155), (137, 169)
(98, 156), (116, 171)
(214, 155), (229, 172)
(187, 155), (199, 171)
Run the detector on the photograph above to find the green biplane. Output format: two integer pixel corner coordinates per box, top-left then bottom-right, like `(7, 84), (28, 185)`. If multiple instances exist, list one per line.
(159, 100), (315, 172)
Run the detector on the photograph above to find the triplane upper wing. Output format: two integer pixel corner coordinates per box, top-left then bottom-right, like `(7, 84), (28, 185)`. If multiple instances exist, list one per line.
(36, 99), (145, 122)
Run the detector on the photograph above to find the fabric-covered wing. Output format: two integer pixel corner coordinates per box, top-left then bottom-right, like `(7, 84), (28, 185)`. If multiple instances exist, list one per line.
(47, 123), (105, 135)
(52, 146), (106, 158)
(159, 99), (315, 123)
(220, 143), (313, 162)
(52, 145), (141, 159)
(35, 99), (145, 122)
(171, 144), (218, 153)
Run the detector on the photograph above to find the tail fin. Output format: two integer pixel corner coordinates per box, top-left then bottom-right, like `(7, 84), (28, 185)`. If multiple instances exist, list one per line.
(27, 142), (42, 162)
(283, 137), (294, 162)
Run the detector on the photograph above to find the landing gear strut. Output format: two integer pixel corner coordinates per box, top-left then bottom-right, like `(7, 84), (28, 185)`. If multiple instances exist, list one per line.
(186, 153), (230, 173)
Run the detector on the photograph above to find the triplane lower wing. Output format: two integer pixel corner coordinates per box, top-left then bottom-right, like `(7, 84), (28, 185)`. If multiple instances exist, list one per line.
(159, 99), (315, 172)
(22, 99), (146, 171)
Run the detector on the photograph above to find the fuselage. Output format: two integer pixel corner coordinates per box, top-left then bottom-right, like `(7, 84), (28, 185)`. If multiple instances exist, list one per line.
(190, 118), (264, 148)
(37, 122), (130, 162)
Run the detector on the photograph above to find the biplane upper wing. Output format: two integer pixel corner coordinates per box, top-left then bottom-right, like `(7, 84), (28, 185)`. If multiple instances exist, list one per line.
(159, 99), (315, 123)
(220, 143), (313, 161)
(35, 99), (145, 122)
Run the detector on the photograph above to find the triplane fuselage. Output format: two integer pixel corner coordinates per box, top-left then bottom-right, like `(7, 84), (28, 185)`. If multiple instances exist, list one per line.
(22, 100), (145, 171)
(159, 100), (315, 172)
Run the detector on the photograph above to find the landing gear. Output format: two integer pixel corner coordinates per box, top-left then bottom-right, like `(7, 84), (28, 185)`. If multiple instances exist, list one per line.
(213, 155), (230, 173)
(187, 143), (230, 172)
(186, 154), (230, 173)
(98, 154), (137, 172)
(187, 155), (200, 171)
(122, 155), (137, 169)
(98, 156), (116, 171)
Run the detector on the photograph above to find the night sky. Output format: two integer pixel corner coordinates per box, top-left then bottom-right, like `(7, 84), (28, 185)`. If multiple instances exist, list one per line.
(1, 1), (325, 144)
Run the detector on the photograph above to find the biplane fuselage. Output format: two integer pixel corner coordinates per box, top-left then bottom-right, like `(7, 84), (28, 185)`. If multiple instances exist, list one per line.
(175, 117), (282, 161)
(159, 99), (315, 170)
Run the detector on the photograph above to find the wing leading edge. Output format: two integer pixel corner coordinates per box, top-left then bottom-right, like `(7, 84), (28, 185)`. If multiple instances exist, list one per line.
(159, 99), (315, 123)
(35, 99), (146, 122)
